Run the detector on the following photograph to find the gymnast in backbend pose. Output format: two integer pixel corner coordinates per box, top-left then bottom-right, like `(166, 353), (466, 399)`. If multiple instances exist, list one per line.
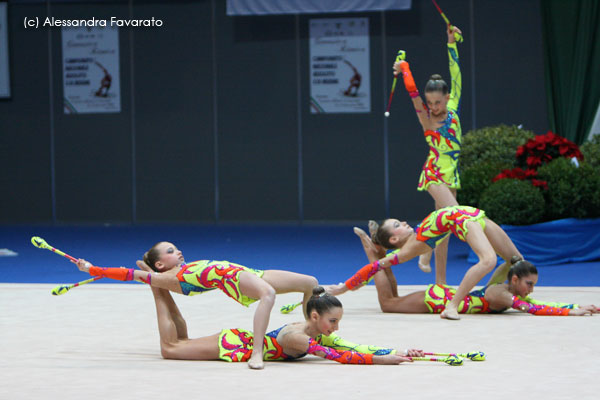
(338, 225), (597, 316)
(329, 205), (527, 320)
(393, 25), (464, 283)
(72, 241), (318, 370)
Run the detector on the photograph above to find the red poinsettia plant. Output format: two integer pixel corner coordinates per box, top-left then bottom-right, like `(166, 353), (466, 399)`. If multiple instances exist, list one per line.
(492, 131), (583, 190)
(492, 167), (548, 190)
(515, 131), (584, 169)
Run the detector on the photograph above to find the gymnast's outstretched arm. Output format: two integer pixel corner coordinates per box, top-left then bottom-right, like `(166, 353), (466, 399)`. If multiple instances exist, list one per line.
(317, 332), (424, 358)
(73, 258), (183, 293)
(280, 331), (412, 365)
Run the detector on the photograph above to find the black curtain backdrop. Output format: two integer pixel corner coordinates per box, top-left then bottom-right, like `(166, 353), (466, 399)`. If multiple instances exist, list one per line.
(541, 0), (600, 145)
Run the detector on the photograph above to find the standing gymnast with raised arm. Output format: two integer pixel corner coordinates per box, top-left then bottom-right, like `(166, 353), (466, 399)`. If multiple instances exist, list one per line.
(72, 241), (317, 370)
(345, 226), (597, 316)
(393, 25), (464, 283)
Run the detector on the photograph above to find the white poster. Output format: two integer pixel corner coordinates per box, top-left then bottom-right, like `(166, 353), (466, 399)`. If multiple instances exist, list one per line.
(309, 18), (370, 114)
(0, 3), (10, 98)
(62, 26), (120, 114)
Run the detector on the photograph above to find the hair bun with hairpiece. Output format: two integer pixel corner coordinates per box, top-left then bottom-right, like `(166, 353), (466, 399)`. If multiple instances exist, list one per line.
(510, 255), (523, 265)
(307, 286), (342, 316)
(312, 286), (326, 297)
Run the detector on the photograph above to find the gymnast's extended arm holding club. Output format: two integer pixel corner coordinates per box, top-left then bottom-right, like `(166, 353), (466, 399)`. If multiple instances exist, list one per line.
(73, 259), (181, 291)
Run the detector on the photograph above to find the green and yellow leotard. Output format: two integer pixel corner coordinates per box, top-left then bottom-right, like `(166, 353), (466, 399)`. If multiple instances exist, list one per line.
(413, 205), (485, 249)
(418, 42), (462, 191)
(424, 284), (578, 315)
(176, 260), (264, 307)
(218, 326), (395, 362)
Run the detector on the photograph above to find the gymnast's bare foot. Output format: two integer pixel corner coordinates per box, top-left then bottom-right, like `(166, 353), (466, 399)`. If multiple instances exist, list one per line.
(326, 283), (348, 296)
(418, 252), (432, 273)
(353, 227), (376, 250)
(248, 353), (264, 370)
(441, 307), (460, 320)
(368, 220), (379, 237)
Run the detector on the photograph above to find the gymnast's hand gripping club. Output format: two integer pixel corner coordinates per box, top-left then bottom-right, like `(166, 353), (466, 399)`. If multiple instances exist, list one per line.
(31, 236), (103, 295)
(431, 0), (463, 43)
(384, 50), (406, 118)
(425, 351), (486, 361)
(409, 355), (463, 366)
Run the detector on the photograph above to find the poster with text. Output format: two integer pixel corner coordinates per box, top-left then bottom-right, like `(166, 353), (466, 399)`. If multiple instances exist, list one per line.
(62, 26), (120, 114)
(309, 18), (370, 114)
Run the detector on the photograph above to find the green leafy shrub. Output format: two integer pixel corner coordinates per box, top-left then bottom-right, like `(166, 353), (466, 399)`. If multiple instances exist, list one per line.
(580, 134), (600, 168)
(459, 124), (535, 171)
(537, 158), (584, 220)
(479, 179), (545, 225)
(537, 157), (600, 220)
(577, 163), (600, 218)
(457, 161), (512, 208)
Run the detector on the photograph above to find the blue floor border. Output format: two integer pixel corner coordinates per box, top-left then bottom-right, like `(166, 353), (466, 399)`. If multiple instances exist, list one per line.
(1, 224), (599, 286)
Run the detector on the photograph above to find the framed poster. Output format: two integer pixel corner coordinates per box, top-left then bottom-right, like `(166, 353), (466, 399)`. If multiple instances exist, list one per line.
(309, 17), (370, 114)
(62, 26), (120, 113)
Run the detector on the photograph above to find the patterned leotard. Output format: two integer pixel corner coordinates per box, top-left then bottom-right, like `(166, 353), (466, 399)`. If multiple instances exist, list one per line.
(176, 260), (264, 307)
(424, 284), (493, 314)
(218, 326), (395, 362)
(424, 284), (578, 315)
(414, 205), (486, 248)
(218, 326), (297, 362)
(418, 42), (462, 191)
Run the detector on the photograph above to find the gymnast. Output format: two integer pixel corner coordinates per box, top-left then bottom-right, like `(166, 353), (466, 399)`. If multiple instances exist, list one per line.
(328, 205), (528, 320)
(134, 282), (421, 366)
(339, 225), (597, 316)
(393, 25), (464, 283)
(72, 241), (318, 369)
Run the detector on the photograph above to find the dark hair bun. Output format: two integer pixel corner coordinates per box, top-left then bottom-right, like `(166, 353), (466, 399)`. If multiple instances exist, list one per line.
(510, 255), (523, 265)
(312, 286), (326, 297)
(429, 74), (443, 81)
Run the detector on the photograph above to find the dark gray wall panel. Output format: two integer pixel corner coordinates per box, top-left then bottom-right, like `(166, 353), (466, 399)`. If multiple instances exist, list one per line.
(216, 6), (299, 221)
(0, 4), (52, 222)
(473, 0), (549, 134)
(133, 1), (215, 222)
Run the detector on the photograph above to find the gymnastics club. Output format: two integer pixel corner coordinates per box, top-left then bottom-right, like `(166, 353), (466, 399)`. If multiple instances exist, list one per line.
(384, 50), (406, 118)
(409, 355), (463, 366)
(431, 0), (463, 43)
(51, 276), (103, 296)
(32, 236), (80, 263)
(280, 301), (302, 314)
(425, 351), (486, 361)
(31, 236), (103, 295)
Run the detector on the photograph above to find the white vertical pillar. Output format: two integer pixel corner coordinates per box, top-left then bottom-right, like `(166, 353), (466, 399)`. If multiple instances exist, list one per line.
(588, 101), (600, 141)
